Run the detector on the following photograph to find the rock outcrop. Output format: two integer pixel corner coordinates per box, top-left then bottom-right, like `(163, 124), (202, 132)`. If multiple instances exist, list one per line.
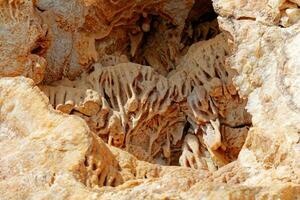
(0, 77), (210, 199)
(0, 0), (299, 199)
(0, 77), (123, 198)
(40, 33), (250, 170)
(0, 0), (47, 83)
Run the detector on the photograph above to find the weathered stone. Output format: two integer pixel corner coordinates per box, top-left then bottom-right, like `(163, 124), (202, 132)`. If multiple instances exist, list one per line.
(0, 77), (123, 198)
(0, 0), (300, 199)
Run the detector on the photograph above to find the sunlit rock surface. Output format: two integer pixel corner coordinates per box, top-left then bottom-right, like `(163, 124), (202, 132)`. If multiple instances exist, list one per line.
(0, 0), (299, 199)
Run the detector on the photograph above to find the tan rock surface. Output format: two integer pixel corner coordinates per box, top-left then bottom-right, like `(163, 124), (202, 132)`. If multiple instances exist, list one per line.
(40, 34), (250, 169)
(213, 9), (300, 187)
(0, 77), (123, 198)
(0, 0), (47, 83)
(35, 0), (196, 82)
(0, 0), (300, 199)
(0, 77), (211, 199)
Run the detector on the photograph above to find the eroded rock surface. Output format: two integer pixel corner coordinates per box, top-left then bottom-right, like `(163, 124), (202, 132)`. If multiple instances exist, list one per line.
(0, 77), (123, 198)
(0, 0), (300, 199)
(40, 33), (250, 170)
(0, 77), (210, 199)
(0, 0), (47, 83)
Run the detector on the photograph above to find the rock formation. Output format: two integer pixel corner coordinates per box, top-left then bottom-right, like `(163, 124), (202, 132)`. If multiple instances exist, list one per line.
(0, 0), (299, 199)
(0, 0), (47, 83)
(40, 33), (250, 170)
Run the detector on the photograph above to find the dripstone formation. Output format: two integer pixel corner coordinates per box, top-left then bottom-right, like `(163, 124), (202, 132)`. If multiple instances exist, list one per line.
(0, 0), (299, 199)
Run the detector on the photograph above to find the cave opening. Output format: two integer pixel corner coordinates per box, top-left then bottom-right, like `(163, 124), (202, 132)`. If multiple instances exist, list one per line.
(124, 0), (253, 170)
(38, 0), (252, 173)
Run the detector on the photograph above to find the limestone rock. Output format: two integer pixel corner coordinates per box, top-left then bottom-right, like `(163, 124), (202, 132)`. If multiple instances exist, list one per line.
(40, 36), (250, 169)
(0, 0), (47, 84)
(210, 0), (300, 193)
(0, 0), (300, 199)
(0, 77), (123, 198)
(0, 77), (211, 199)
(40, 63), (186, 165)
(35, 0), (195, 82)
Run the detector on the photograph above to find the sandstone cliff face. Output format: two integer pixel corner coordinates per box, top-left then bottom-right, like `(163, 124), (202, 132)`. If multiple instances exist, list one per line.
(0, 0), (299, 199)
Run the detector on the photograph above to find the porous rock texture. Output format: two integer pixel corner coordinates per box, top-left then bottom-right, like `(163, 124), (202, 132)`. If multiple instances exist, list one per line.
(0, 0), (300, 199)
